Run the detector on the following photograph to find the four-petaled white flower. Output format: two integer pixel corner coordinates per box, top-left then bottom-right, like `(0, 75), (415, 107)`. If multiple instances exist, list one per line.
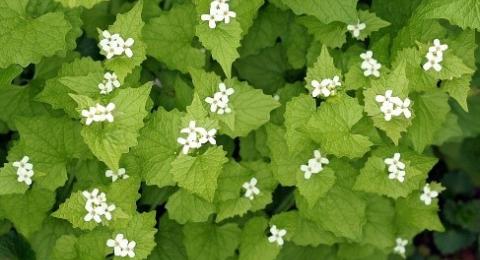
(360, 51), (381, 77)
(107, 233), (136, 258)
(347, 21), (366, 38)
(201, 0), (236, 29)
(300, 150), (329, 179)
(177, 121), (217, 154)
(393, 237), (408, 258)
(375, 90), (411, 121)
(82, 188), (116, 223)
(81, 103), (116, 125)
(419, 183), (439, 205)
(13, 156), (34, 186)
(311, 76), (341, 98)
(242, 177), (260, 200)
(98, 72), (121, 95)
(385, 153), (406, 183)
(99, 30), (135, 59)
(205, 83), (235, 114)
(423, 39), (448, 72)
(105, 168), (129, 182)
(268, 225), (287, 246)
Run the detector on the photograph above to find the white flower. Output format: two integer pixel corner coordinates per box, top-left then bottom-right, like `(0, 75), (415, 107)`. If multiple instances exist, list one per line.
(347, 21), (366, 38)
(300, 150), (329, 179)
(311, 76), (341, 98)
(82, 188), (115, 223)
(105, 168), (129, 182)
(201, 13), (218, 29)
(268, 225), (287, 246)
(98, 72), (121, 95)
(242, 177), (260, 200)
(81, 107), (96, 125)
(107, 234), (136, 258)
(398, 98), (412, 119)
(422, 52), (443, 72)
(81, 103), (116, 125)
(205, 83), (234, 114)
(17, 168), (34, 186)
(360, 51), (382, 77)
(388, 169), (406, 183)
(201, 0), (236, 29)
(384, 153), (405, 171)
(177, 121), (217, 154)
(380, 101), (401, 121)
(420, 183), (439, 205)
(13, 156), (33, 171)
(393, 238), (408, 257)
(13, 156), (34, 186)
(122, 38), (134, 58)
(428, 39), (448, 56)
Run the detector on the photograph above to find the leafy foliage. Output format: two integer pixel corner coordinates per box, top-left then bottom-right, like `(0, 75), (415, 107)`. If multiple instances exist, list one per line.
(0, 0), (477, 259)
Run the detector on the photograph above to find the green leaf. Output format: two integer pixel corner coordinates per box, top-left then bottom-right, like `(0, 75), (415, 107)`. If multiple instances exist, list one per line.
(305, 45), (342, 94)
(392, 47), (436, 93)
(74, 84), (152, 170)
(395, 191), (444, 238)
(54, 0), (107, 9)
(305, 96), (372, 158)
(284, 94), (316, 154)
(143, 3), (205, 73)
(230, 0), (264, 36)
(354, 149), (437, 199)
(0, 188), (55, 238)
(406, 90), (450, 153)
(361, 195), (396, 250)
(171, 146), (228, 202)
(0, 163), (28, 195)
(0, 0), (71, 68)
(183, 222), (241, 260)
(239, 217), (281, 260)
(51, 229), (111, 260)
(29, 218), (76, 260)
(165, 188), (215, 224)
(296, 167), (336, 208)
(442, 75), (471, 111)
(134, 108), (184, 188)
(277, 244), (336, 260)
(414, 0), (480, 30)
(298, 17), (346, 48)
(112, 212), (157, 260)
(149, 215), (188, 260)
(59, 72), (105, 97)
(278, 0), (358, 24)
(296, 186), (367, 241)
(0, 66), (48, 129)
(103, 0), (146, 80)
(36, 57), (104, 117)
(15, 116), (90, 191)
(355, 10), (390, 40)
(363, 62), (411, 144)
(196, 10), (242, 78)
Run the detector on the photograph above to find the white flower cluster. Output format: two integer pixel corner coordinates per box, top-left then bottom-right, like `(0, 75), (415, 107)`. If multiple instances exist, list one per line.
(98, 72), (121, 95)
(347, 21), (366, 39)
(201, 0), (236, 29)
(105, 168), (129, 182)
(300, 150), (329, 180)
(82, 188), (116, 223)
(360, 51), (381, 77)
(310, 76), (341, 98)
(13, 156), (34, 186)
(81, 103), (116, 126)
(177, 121), (217, 154)
(268, 225), (287, 246)
(205, 83), (235, 114)
(242, 177), (260, 200)
(419, 183), (439, 205)
(99, 30), (134, 59)
(107, 234), (136, 258)
(375, 90), (411, 121)
(393, 237), (408, 258)
(384, 153), (406, 183)
(423, 39), (448, 72)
